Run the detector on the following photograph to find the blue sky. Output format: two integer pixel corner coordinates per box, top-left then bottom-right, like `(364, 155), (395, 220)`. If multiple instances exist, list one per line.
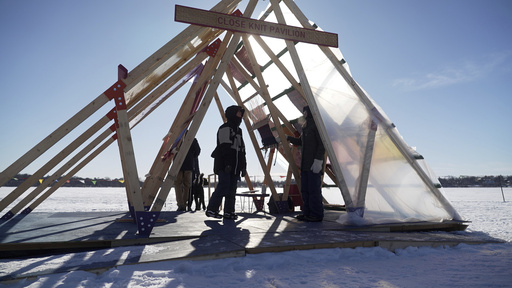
(0, 0), (511, 180)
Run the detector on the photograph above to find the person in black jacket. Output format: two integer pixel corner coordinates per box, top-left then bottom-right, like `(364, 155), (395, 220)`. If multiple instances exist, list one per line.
(206, 105), (247, 220)
(174, 136), (201, 211)
(287, 106), (325, 222)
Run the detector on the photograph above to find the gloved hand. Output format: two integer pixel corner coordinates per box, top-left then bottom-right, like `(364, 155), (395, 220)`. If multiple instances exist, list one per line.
(241, 169), (247, 177)
(311, 159), (323, 173)
(224, 165), (233, 174)
(286, 136), (293, 142)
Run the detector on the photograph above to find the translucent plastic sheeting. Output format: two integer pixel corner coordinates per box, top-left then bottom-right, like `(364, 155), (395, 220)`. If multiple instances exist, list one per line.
(224, 1), (462, 225)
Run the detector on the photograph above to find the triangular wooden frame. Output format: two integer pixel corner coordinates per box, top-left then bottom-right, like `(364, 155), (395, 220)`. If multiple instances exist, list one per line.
(0, 0), (463, 235)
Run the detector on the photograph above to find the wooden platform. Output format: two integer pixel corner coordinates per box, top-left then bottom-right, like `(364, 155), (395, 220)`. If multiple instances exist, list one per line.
(0, 210), (503, 281)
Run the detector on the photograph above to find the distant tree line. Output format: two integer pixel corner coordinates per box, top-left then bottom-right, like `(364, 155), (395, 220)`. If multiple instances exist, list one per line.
(4, 174), (136, 188)
(438, 175), (511, 188)
(3, 174), (510, 188)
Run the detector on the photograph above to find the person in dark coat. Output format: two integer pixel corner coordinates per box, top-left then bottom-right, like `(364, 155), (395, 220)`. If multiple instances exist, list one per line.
(206, 105), (247, 220)
(287, 106), (325, 222)
(174, 136), (201, 211)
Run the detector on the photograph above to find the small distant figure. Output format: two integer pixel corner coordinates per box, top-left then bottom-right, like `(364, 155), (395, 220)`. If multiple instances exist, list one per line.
(206, 105), (247, 220)
(174, 135), (200, 212)
(287, 106), (325, 222)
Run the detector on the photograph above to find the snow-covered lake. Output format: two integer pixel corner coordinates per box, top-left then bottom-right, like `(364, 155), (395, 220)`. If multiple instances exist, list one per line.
(1, 187), (511, 287)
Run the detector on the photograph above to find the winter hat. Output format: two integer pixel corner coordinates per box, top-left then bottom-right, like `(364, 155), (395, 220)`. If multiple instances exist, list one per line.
(225, 105), (244, 126)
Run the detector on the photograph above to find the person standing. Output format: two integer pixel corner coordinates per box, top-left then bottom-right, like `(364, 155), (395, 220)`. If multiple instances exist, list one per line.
(174, 136), (201, 212)
(287, 106), (325, 222)
(206, 105), (247, 220)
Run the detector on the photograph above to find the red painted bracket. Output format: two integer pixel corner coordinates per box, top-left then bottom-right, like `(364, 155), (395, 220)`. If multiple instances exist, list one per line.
(118, 64), (128, 80)
(109, 122), (119, 140)
(104, 80), (127, 101)
(205, 39), (222, 57)
(109, 123), (118, 140)
(106, 107), (117, 120)
(232, 9), (242, 17)
(109, 123), (118, 132)
(115, 93), (128, 111)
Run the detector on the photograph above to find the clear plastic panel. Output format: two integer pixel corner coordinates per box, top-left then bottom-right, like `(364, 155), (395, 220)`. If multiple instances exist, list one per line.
(223, 0), (462, 224)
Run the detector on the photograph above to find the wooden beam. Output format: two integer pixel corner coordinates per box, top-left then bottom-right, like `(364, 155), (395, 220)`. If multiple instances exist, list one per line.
(0, 113), (112, 215)
(21, 62), (204, 215)
(213, 92), (227, 123)
(26, 137), (115, 212)
(355, 121), (377, 208)
(4, 128), (114, 218)
(151, 36), (234, 212)
(111, 82), (145, 214)
(144, 35), (232, 209)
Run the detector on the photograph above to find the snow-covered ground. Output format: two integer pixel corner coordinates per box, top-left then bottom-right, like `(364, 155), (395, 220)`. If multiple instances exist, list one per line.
(1, 187), (511, 287)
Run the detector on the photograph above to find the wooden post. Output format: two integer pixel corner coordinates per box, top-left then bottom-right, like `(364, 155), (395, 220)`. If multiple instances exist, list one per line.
(354, 121), (377, 211)
(108, 80), (151, 235)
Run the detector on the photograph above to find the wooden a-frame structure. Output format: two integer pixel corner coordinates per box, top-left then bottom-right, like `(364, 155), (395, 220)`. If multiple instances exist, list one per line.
(0, 0), (464, 235)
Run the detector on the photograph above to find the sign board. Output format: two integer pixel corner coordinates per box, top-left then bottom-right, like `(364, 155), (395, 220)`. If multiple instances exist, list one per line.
(175, 5), (338, 48)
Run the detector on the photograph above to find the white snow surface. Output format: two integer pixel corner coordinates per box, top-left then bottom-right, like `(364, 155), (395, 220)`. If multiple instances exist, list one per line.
(1, 187), (511, 287)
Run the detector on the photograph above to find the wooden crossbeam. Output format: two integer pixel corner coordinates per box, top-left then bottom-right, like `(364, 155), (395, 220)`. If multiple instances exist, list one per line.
(26, 137), (116, 213)
(0, 92), (113, 188)
(0, 114), (112, 215)
(5, 129), (114, 218)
